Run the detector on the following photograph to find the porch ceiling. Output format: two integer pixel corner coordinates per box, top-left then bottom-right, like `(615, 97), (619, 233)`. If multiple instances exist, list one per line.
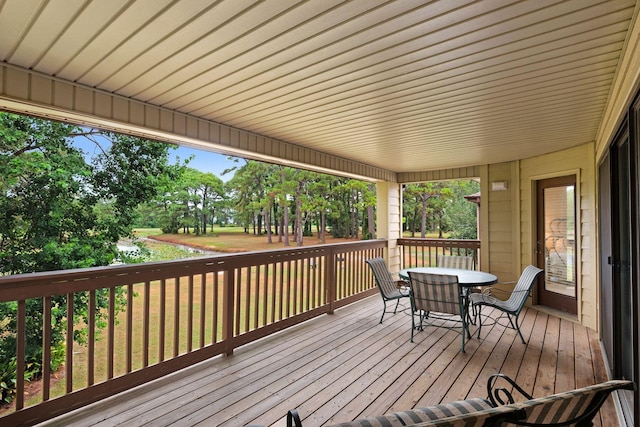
(0, 0), (638, 173)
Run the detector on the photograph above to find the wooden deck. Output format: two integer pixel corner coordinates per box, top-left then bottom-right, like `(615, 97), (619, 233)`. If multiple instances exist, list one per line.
(39, 296), (617, 427)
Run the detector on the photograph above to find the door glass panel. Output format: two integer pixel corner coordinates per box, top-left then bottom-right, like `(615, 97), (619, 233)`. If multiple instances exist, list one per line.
(543, 185), (576, 297)
(615, 137), (634, 381)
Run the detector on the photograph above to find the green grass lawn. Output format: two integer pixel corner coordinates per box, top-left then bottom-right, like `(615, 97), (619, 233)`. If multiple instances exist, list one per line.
(16, 228), (361, 410)
(29, 275), (224, 407)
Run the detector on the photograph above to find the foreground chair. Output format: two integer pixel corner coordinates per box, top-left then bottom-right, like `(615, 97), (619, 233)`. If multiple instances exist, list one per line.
(407, 271), (469, 352)
(485, 373), (633, 426)
(365, 257), (410, 323)
(283, 374), (633, 427)
(437, 254), (475, 270)
(470, 265), (543, 344)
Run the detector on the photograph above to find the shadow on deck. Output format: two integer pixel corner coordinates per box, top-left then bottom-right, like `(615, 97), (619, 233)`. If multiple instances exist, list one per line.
(39, 296), (616, 427)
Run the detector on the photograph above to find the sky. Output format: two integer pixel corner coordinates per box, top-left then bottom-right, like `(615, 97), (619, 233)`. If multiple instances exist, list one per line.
(73, 133), (241, 182)
(168, 145), (241, 182)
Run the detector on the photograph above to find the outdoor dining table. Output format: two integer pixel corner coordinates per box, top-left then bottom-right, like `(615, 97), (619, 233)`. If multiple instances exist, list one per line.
(398, 267), (498, 324)
(398, 267), (498, 288)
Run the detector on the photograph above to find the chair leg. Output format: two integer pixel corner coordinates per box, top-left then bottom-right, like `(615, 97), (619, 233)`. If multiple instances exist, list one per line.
(410, 310), (416, 342)
(393, 298), (400, 314)
(461, 316), (467, 353)
(417, 310), (430, 327)
(380, 298), (404, 323)
(475, 304), (483, 339)
(512, 315), (526, 344)
(470, 299), (478, 325)
(504, 313), (527, 344)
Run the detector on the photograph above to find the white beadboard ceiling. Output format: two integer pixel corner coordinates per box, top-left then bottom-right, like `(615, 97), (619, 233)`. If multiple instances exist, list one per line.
(0, 0), (638, 174)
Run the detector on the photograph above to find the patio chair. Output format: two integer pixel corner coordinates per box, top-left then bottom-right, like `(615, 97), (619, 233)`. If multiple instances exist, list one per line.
(407, 271), (469, 352)
(365, 257), (410, 323)
(437, 255), (475, 270)
(470, 265), (543, 344)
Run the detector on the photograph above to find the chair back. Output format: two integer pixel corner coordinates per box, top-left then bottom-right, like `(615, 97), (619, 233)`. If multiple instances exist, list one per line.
(437, 255), (475, 270)
(503, 265), (543, 313)
(495, 379), (634, 426)
(365, 257), (400, 298)
(408, 272), (462, 315)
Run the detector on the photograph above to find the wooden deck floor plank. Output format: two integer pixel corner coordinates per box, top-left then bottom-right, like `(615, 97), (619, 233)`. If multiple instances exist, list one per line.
(441, 309), (508, 402)
(277, 316), (417, 427)
(146, 305), (407, 426)
(588, 327), (618, 427)
(467, 309), (519, 398)
(218, 319), (413, 427)
(347, 328), (453, 419)
(574, 321), (597, 388)
(241, 310), (416, 427)
(90, 301), (384, 426)
(194, 304), (415, 427)
(589, 328), (611, 385)
(483, 307), (538, 394)
(36, 298), (620, 427)
(555, 319), (576, 393)
(405, 316), (496, 409)
(533, 315), (560, 398)
(387, 331), (462, 411)
(414, 343), (483, 407)
(574, 321), (604, 427)
(318, 326), (453, 425)
(513, 311), (548, 398)
(399, 310), (511, 410)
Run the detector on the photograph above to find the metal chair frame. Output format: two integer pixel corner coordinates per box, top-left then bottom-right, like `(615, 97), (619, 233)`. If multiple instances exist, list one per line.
(471, 265), (543, 344)
(365, 257), (410, 323)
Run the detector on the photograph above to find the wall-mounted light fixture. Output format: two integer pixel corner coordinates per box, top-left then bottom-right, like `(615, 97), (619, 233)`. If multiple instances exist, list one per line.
(491, 181), (508, 191)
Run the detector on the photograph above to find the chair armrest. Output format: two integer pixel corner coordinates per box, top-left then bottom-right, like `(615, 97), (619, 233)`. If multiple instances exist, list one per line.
(486, 374), (533, 406)
(395, 279), (409, 289)
(392, 274), (409, 288)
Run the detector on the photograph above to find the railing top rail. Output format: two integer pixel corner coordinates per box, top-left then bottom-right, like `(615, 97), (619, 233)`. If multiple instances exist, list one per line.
(0, 239), (387, 302)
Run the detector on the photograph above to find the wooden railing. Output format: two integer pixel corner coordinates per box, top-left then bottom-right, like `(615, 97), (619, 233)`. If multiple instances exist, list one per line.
(0, 239), (386, 426)
(398, 238), (481, 269)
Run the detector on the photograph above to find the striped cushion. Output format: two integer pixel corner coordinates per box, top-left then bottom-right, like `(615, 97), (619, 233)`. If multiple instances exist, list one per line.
(395, 398), (493, 424)
(326, 398), (492, 427)
(408, 272), (461, 315)
(500, 380), (632, 425)
(406, 402), (526, 427)
(437, 256), (474, 270)
(321, 380), (633, 427)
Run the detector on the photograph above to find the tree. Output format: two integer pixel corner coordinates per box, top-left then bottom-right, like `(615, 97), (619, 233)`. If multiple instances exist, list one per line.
(445, 179), (480, 239)
(227, 160), (275, 236)
(402, 179), (479, 238)
(227, 161), (379, 245)
(0, 113), (180, 401)
(291, 169), (315, 246)
(307, 174), (336, 243)
(403, 183), (442, 237)
(197, 172), (224, 233)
